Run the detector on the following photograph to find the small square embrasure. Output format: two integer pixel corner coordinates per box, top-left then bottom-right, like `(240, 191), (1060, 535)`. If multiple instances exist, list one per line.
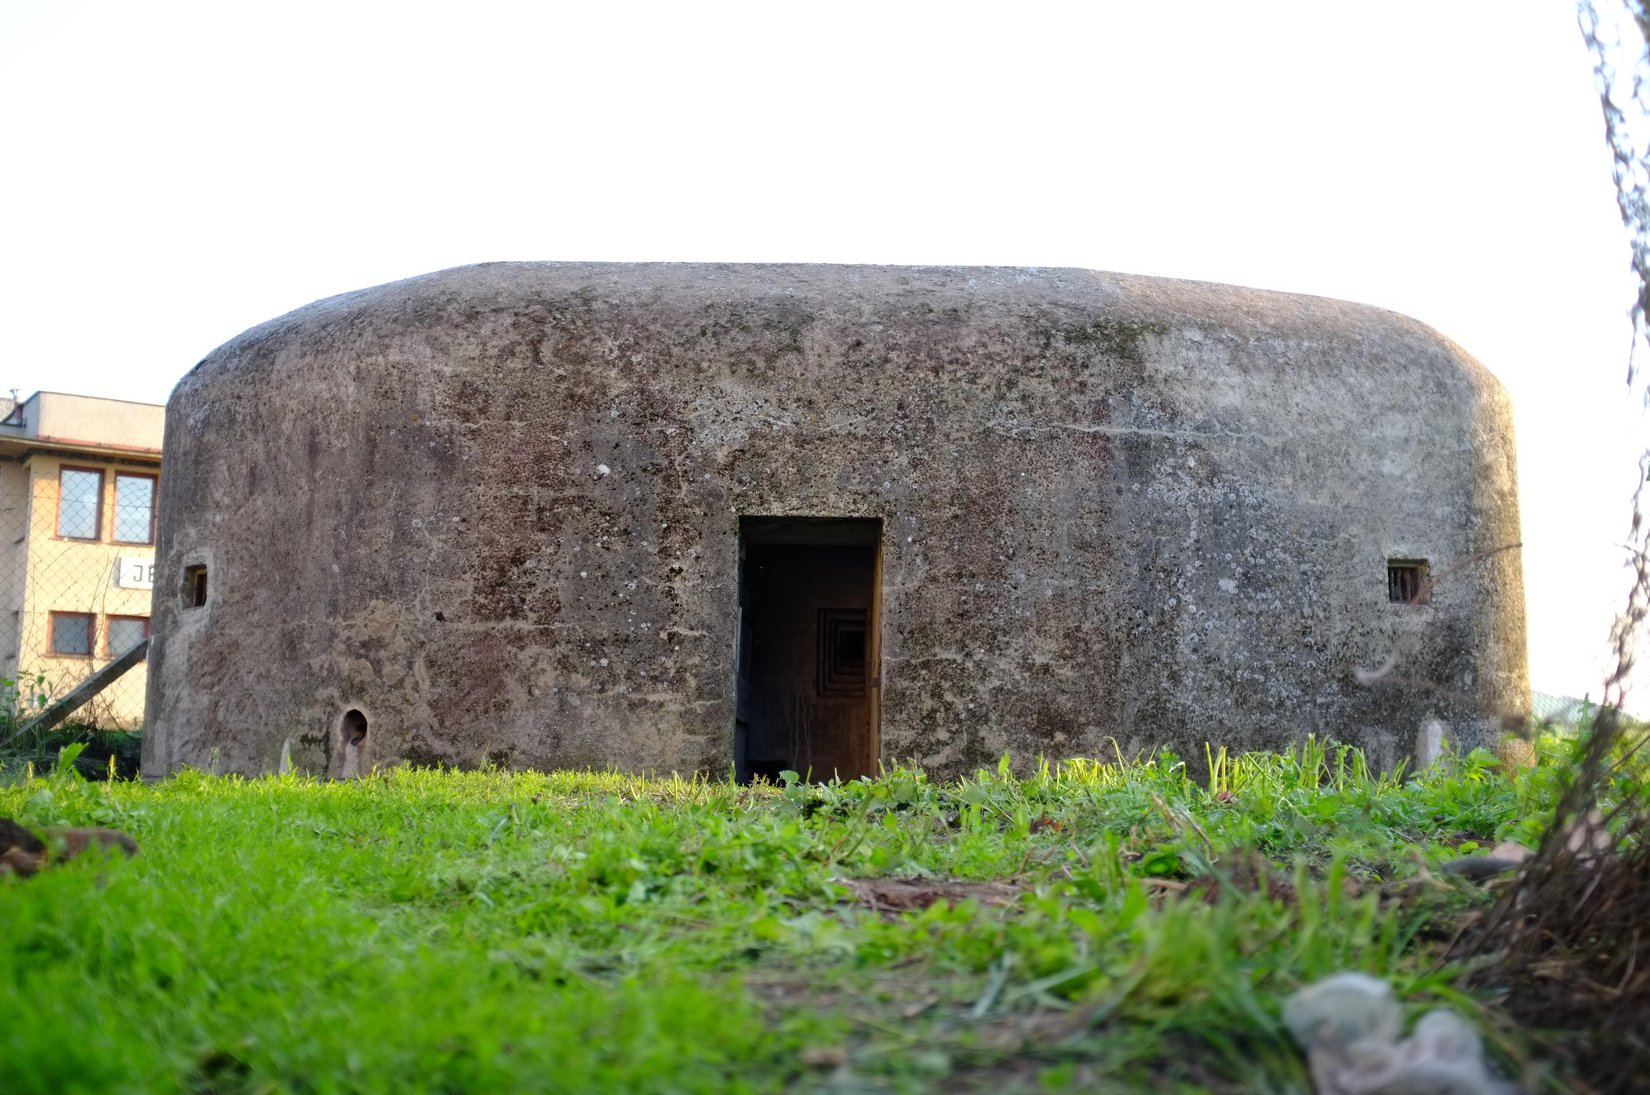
(817, 608), (868, 697)
(1387, 559), (1429, 604)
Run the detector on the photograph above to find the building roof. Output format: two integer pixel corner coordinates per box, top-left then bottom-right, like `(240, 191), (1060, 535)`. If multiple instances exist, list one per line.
(0, 390), (164, 460)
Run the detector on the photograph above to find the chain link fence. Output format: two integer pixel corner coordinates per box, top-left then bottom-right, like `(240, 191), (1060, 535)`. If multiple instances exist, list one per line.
(0, 453), (155, 734)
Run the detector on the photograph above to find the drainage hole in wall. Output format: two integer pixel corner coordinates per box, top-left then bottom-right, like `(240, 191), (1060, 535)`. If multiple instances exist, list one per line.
(342, 709), (368, 746)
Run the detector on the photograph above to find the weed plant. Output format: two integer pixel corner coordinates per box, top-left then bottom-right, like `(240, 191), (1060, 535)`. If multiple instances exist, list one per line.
(0, 672), (141, 782)
(0, 738), (1576, 1093)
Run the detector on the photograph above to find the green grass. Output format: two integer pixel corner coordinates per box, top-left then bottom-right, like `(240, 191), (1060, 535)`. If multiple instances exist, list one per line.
(0, 738), (1576, 1094)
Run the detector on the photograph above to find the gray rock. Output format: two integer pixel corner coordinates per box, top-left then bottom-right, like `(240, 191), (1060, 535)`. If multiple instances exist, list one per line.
(1285, 972), (1518, 1095)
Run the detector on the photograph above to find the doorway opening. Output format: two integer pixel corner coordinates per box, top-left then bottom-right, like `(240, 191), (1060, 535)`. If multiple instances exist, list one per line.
(735, 517), (881, 783)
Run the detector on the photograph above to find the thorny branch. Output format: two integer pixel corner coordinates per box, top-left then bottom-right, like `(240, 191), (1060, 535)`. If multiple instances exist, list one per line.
(1451, 8), (1650, 1092)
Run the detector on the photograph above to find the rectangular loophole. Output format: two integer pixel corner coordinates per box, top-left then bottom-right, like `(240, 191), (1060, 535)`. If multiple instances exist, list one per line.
(1387, 559), (1429, 604)
(817, 608), (867, 697)
(183, 564), (209, 609)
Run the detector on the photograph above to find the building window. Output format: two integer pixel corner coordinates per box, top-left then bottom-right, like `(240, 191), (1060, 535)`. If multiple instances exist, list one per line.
(57, 467), (103, 540)
(106, 615), (150, 656)
(49, 612), (95, 656)
(113, 473), (157, 545)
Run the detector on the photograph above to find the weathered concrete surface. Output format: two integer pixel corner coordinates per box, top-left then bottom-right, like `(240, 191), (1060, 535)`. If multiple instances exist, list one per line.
(142, 263), (1528, 778)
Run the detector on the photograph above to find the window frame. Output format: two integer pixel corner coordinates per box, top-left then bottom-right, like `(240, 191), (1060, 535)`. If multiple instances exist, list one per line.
(104, 614), (151, 657)
(111, 472), (158, 546)
(48, 611), (96, 658)
(56, 465), (105, 542)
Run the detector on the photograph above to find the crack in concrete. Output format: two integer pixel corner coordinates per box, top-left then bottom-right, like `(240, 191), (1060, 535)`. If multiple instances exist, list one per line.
(986, 421), (1269, 441)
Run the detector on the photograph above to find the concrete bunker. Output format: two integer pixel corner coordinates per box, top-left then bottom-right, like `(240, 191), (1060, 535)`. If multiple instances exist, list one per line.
(141, 262), (1529, 779)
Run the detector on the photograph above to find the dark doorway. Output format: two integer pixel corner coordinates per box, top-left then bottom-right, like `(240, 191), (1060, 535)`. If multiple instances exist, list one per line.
(735, 517), (881, 783)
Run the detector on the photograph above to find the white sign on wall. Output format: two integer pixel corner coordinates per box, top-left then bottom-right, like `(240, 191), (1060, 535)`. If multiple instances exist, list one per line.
(115, 557), (155, 590)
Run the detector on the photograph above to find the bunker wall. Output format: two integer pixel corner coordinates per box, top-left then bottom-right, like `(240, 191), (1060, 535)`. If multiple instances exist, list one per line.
(142, 264), (1527, 778)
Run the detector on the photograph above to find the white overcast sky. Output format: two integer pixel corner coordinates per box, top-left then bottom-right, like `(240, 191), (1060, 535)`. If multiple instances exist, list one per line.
(1, 0), (1643, 705)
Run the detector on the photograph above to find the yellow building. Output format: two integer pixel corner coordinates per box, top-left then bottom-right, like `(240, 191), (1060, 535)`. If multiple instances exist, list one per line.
(0, 391), (164, 728)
